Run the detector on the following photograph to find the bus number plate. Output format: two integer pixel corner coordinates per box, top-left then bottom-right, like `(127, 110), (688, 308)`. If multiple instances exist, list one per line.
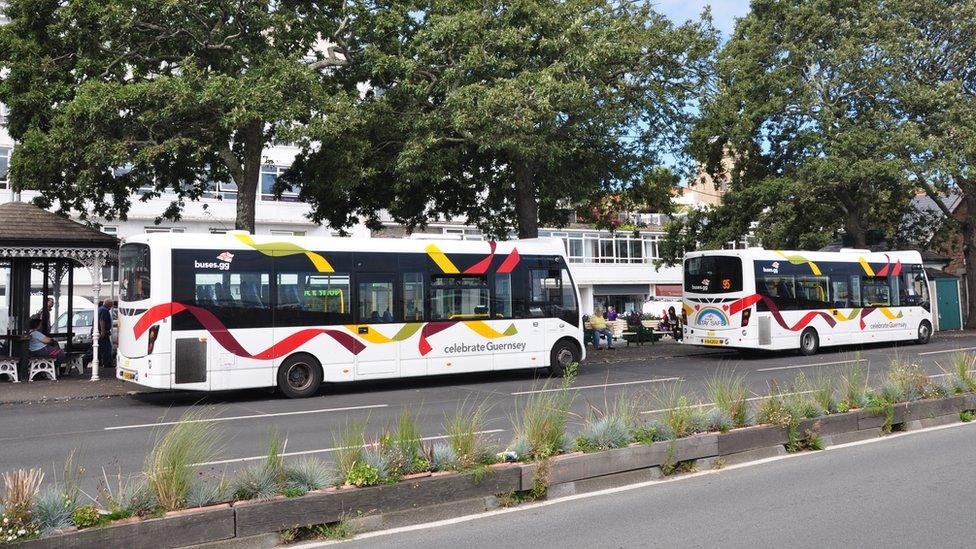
(121, 370), (135, 380)
(702, 338), (723, 345)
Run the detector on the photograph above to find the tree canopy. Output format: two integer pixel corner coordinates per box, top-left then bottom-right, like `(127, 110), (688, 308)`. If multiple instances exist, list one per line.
(676, 0), (919, 262)
(284, 0), (717, 238)
(0, 0), (356, 231)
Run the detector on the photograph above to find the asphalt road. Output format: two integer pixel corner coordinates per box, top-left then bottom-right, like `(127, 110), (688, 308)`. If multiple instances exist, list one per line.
(2, 334), (975, 494)
(338, 421), (976, 549)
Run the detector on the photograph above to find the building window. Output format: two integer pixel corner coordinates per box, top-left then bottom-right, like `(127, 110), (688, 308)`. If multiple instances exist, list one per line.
(102, 226), (118, 235)
(144, 227), (186, 233)
(270, 230), (306, 237)
(260, 164), (298, 201)
(539, 229), (662, 265)
(0, 146), (11, 189)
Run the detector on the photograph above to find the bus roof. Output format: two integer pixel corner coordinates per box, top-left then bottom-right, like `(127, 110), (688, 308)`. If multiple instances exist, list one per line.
(121, 232), (567, 257)
(683, 248), (924, 264)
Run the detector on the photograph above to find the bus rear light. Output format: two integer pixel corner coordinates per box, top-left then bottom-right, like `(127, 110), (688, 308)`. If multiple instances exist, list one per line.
(148, 325), (160, 354)
(741, 308), (751, 327)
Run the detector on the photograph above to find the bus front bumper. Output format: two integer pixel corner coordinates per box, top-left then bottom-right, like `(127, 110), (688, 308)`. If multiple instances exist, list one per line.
(117, 353), (171, 389)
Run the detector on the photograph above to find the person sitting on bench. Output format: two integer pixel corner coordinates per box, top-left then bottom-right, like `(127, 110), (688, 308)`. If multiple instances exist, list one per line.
(28, 317), (65, 367)
(590, 309), (615, 350)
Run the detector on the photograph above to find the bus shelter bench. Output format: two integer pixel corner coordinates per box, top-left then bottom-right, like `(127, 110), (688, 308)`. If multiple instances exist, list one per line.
(623, 325), (660, 347)
(63, 352), (86, 377)
(28, 358), (57, 381)
(583, 323), (618, 348)
(0, 357), (19, 383)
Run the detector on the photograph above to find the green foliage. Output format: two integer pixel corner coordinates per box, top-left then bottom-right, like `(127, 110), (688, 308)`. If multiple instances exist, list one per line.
(33, 488), (75, 534)
(576, 395), (637, 452)
(282, 486), (306, 498)
(704, 408), (734, 433)
(97, 468), (154, 518)
(444, 399), (494, 469)
(654, 382), (699, 438)
(947, 353), (976, 394)
(961, 411), (975, 423)
(232, 429), (285, 500)
(345, 461), (381, 488)
(839, 363), (870, 412)
(509, 367), (577, 460)
(284, 457), (334, 493)
(706, 369), (749, 428)
(71, 505), (102, 529)
(332, 419), (368, 484)
(633, 419), (675, 445)
(430, 442), (459, 472)
(362, 446), (394, 484)
(388, 407), (428, 475)
(143, 408), (223, 511)
(185, 480), (223, 508)
(0, 0), (357, 231)
(281, 517), (354, 543)
(289, 0), (717, 237)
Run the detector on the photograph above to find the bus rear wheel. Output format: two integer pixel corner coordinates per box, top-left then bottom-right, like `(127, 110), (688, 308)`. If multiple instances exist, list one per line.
(799, 328), (819, 356)
(277, 353), (323, 399)
(549, 340), (580, 377)
(917, 320), (932, 345)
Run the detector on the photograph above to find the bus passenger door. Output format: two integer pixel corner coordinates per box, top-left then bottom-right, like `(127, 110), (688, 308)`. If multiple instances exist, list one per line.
(353, 274), (399, 378)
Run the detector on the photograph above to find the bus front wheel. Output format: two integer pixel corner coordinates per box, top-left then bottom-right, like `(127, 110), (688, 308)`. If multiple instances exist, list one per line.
(917, 320), (932, 345)
(277, 353), (323, 399)
(799, 328), (819, 356)
(549, 339), (580, 377)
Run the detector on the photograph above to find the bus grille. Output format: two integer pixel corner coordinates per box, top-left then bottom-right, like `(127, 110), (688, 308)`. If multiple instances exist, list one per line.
(175, 338), (207, 384)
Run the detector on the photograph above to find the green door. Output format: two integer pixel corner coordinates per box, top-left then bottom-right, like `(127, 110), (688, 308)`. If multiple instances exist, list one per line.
(935, 278), (962, 331)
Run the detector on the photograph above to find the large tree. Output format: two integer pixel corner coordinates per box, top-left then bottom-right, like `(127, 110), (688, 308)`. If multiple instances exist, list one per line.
(0, 0), (356, 231)
(891, 0), (976, 328)
(681, 0), (919, 257)
(284, 0), (716, 238)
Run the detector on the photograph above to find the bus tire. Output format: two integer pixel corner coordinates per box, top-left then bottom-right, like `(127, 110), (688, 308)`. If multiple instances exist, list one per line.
(799, 328), (819, 356)
(917, 320), (932, 345)
(549, 339), (580, 377)
(277, 353), (323, 399)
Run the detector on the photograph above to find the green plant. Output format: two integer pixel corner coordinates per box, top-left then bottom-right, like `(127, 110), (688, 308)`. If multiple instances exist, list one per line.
(444, 399), (495, 469)
(34, 488), (76, 534)
(232, 430), (288, 500)
(706, 368), (749, 427)
(71, 505), (102, 529)
(810, 373), (837, 414)
(704, 407), (734, 433)
(576, 395), (636, 451)
(509, 364), (577, 461)
(839, 361), (870, 411)
(143, 408), (223, 510)
(345, 461), (381, 488)
(332, 418), (368, 483)
(185, 479), (223, 508)
(633, 419), (674, 445)
(886, 359), (930, 402)
(97, 468), (154, 517)
(362, 445), (394, 483)
(430, 442), (458, 472)
(653, 382), (698, 438)
(389, 407), (428, 475)
(946, 352), (976, 394)
(282, 517), (354, 543)
(285, 457), (334, 493)
(961, 410), (975, 422)
(281, 486), (306, 498)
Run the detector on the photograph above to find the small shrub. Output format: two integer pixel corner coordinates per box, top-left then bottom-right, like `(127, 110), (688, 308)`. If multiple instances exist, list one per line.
(282, 486), (306, 498)
(887, 359), (930, 402)
(34, 488), (76, 534)
(946, 352), (976, 394)
(705, 408), (734, 433)
(71, 505), (102, 529)
(961, 410), (975, 422)
(1, 468), (43, 512)
(285, 457), (334, 493)
(143, 408), (223, 510)
(283, 517), (354, 542)
(654, 382), (698, 438)
(810, 374), (837, 414)
(389, 407), (428, 475)
(231, 464), (278, 501)
(509, 364), (577, 461)
(430, 442), (458, 472)
(445, 399), (495, 469)
(346, 461), (381, 487)
(839, 362), (870, 410)
(98, 468), (154, 517)
(633, 419), (674, 444)
(185, 480), (222, 508)
(755, 388), (789, 427)
(576, 395), (636, 451)
(362, 445), (394, 483)
(332, 419), (368, 483)
(706, 368), (748, 427)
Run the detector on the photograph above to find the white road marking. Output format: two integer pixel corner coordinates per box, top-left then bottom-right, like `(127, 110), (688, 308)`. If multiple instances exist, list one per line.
(511, 377), (681, 395)
(294, 420), (976, 547)
(104, 404), (389, 431)
(640, 389), (819, 415)
(918, 346), (976, 356)
(756, 358), (867, 372)
(194, 429), (507, 466)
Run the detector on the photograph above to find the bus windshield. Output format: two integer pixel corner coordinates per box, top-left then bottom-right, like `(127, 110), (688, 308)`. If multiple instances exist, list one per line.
(684, 256), (743, 294)
(120, 243), (151, 301)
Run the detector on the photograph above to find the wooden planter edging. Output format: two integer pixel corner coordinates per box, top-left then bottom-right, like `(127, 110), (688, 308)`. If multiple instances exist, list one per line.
(22, 394), (976, 548)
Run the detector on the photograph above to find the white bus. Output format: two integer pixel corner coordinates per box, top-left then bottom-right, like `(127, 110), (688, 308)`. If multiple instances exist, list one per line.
(116, 232), (584, 397)
(681, 249), (933, 355)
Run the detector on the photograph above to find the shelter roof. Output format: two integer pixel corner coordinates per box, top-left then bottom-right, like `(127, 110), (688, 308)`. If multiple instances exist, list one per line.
(0, 201), (118, 251)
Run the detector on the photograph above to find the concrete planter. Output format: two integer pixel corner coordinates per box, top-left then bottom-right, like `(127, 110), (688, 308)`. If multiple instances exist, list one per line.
(797, 411), (859, 437)
(18, 505), (235, 549)
(717, 425), (788, 455)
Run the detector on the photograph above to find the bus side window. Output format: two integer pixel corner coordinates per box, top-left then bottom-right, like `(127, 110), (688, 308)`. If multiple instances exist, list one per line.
(528, 269), (562, 318)
(830, 278), (850, 308)
(494, 273), (514, 319)
(402, 273), (424, 322)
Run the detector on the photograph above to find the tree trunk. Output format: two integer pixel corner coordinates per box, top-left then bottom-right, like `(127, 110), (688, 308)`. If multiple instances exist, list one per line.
(513, 159), (539, 239)
(962, 192), (976, 329)
(234, 120), (264, 233)
(844, 207), (868, 248)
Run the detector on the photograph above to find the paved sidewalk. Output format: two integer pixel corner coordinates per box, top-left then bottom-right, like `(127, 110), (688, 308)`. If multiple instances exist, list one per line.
(0, 368), (167, 405)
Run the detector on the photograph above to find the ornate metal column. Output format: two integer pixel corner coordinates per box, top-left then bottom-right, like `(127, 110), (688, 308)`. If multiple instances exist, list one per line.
(83, 251), (108, 381)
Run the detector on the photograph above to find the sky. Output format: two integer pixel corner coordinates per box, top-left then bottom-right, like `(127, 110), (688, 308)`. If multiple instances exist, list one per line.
(654, 0), (752, 39)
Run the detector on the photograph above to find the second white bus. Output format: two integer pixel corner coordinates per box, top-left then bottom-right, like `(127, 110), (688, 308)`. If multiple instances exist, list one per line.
(682, 248), (933, 355)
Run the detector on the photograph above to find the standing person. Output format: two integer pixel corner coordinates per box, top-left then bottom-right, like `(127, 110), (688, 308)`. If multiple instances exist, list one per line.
(668, 306), (682, 341)
(85, 299), (115, 369)
(31, 297), (54, 335)
(590, 309), (615, 350)
(607, 305), (618, 321)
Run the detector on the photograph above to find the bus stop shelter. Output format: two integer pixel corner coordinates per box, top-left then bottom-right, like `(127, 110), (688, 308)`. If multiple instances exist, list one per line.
(0, 201), (118, 381)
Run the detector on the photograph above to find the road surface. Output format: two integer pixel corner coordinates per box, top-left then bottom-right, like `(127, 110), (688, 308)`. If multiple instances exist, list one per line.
(1, 334), (974, 493)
